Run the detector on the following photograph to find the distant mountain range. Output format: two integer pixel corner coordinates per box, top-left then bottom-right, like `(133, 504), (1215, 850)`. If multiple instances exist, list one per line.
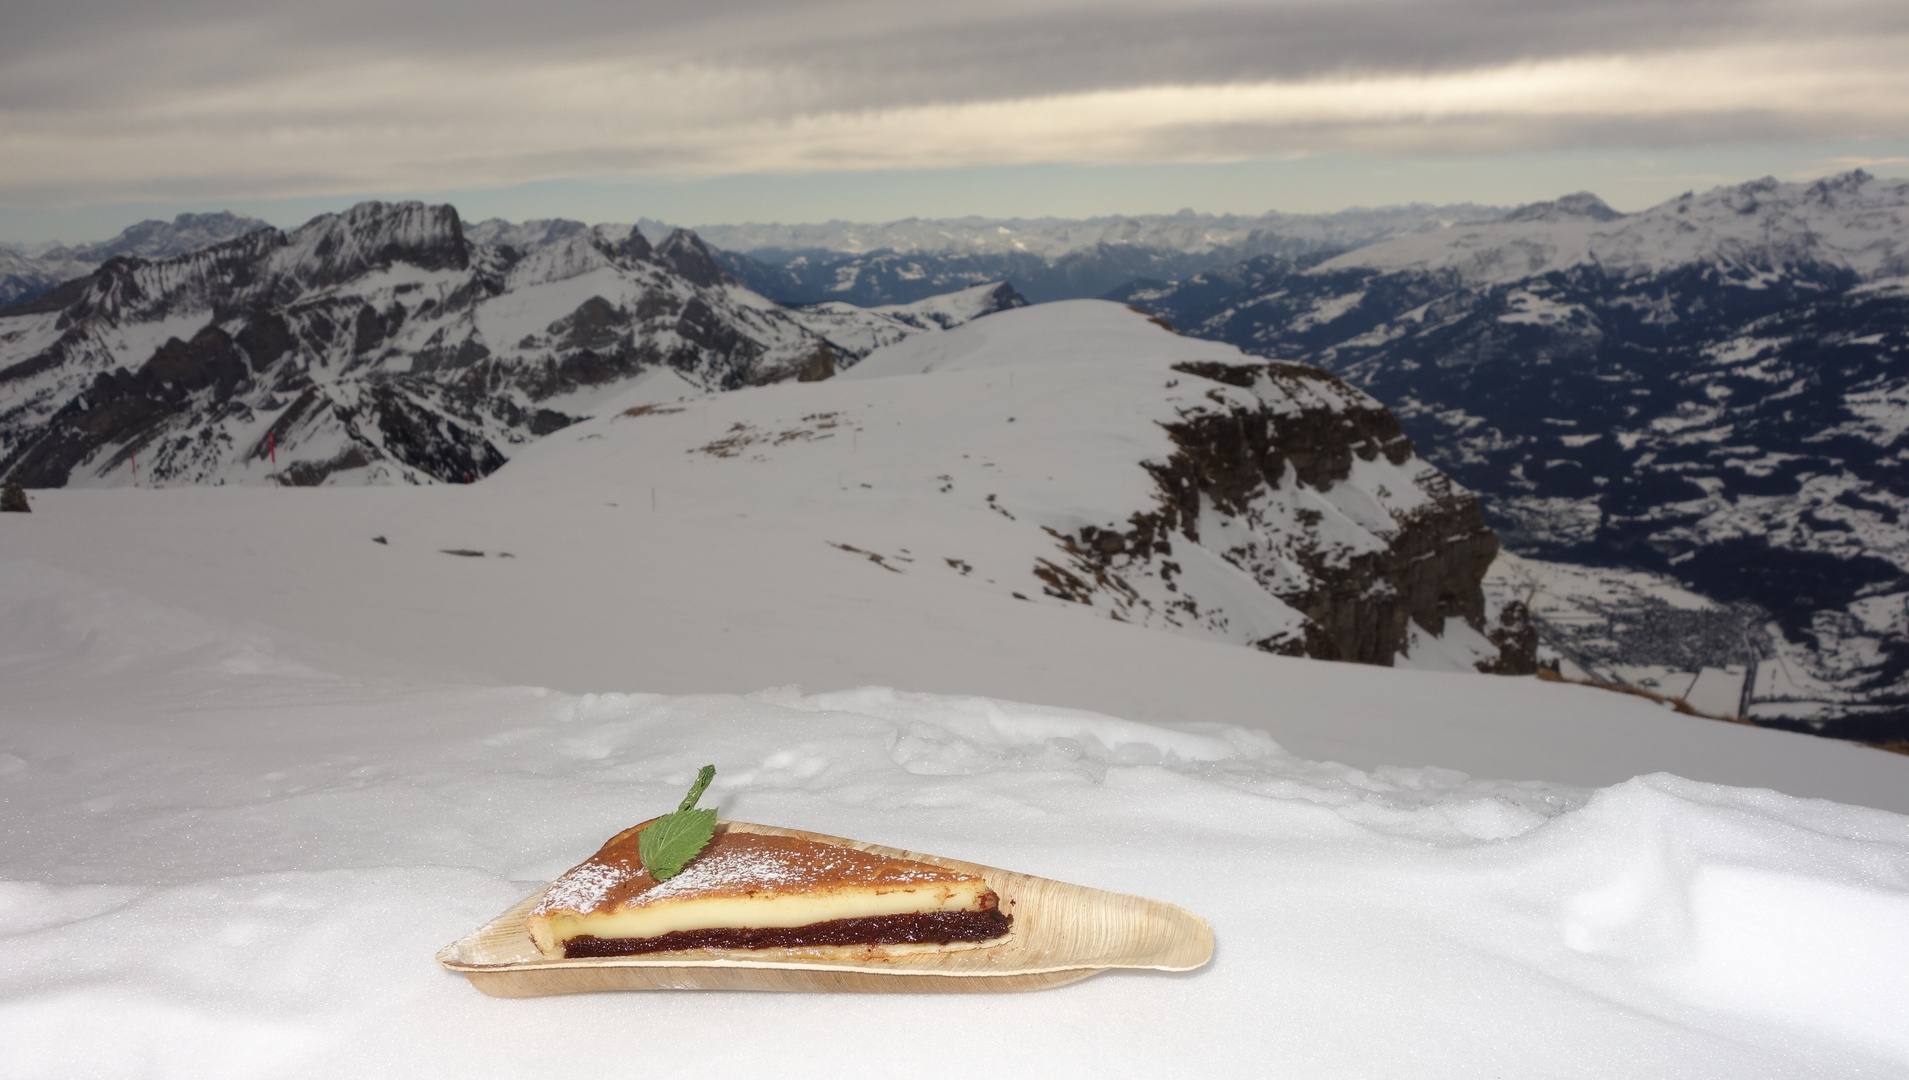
(0, 213), (272, 306)
(7, 177), (1905, 740)
(1114, 171), (1909, 742)
(0, 203), (1020, 490)
(698, 206), (1507, 305)
(4, 204), (1499, 311)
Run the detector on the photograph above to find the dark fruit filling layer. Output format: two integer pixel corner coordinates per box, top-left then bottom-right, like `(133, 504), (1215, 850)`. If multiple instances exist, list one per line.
(562, 909), (1012, 957)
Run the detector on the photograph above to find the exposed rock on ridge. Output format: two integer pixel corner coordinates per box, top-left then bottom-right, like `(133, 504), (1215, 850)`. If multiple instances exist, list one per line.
(1038, 357), (1532, 671)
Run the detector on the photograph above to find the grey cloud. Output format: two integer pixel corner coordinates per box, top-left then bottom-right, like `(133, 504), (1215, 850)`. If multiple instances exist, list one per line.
(6, 0), (1904, 111)
(2, 0), (1906, 204)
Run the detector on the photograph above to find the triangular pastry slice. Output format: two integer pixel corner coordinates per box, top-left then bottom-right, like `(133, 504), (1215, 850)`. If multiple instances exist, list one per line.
(527, 822), (1011, 958)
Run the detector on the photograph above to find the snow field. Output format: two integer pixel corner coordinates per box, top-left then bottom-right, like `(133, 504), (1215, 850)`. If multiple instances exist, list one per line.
(3, 561), (1908, 1077)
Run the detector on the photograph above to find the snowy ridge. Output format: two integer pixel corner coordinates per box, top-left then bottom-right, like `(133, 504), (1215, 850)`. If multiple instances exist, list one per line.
(780, 281), (1029, 357)
(503, 301), (1531, 671)
(872, 280), (1029, 329)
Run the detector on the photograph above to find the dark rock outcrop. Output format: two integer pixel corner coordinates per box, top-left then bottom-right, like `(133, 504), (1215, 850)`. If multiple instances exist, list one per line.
(654, 230), (732, 289)
(1039, 358), (1535, 672)
(796, 344), (837, 382)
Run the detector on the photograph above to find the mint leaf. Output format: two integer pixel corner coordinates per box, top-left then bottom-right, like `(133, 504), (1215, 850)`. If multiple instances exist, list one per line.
(639, 765), (719, 881)
(639, 808), (717, 881)
(677, 764), (715, 812)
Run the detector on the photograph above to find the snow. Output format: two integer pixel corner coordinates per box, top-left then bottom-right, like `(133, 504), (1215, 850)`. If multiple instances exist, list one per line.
(774, 282), (1020, 360)
(3, 549), (1908, 1078)
(1685, 666), (1750, 718)
(844, 298), (1244, 378)
(5, 299), (1909, 1077)
(870, 280), (1019, 329)
(1316, 171), (1909, 285)
(1499, 288), (1587, 326)
(1287, 289), (1366, 331)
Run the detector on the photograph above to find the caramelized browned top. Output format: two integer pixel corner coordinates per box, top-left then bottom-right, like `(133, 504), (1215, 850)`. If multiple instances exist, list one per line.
(533, 824), (983, 917)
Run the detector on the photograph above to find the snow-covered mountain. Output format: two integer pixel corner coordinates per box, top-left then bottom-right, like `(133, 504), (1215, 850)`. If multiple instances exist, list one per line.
(0, 247), (95, 309)
(1308, 173), (1909, 284)
(1117, 171), (1909, 741)
(0, 212), (271, 306)
(706, 204), (1507, 305)
(506, 300), (1531, 671)
(0, 202), (1006, 490)
(51, 211), (273, 264)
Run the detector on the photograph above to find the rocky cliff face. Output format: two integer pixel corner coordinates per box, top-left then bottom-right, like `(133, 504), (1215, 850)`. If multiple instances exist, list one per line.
(1033, 355), (1532, 671)
(0, 202), (1007, 489)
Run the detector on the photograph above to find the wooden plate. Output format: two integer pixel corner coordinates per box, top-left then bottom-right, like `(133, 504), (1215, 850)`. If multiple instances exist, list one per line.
(438, 821), (1214, 996)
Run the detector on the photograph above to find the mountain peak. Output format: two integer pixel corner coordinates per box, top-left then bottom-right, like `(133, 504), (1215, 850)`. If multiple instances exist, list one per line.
(654, 228), (732, 288)
(1501, 192), (1623, 223)
(1805, 168), (1875, 203)
(59, 211), (272, 263)
(278, 201), (467, 286)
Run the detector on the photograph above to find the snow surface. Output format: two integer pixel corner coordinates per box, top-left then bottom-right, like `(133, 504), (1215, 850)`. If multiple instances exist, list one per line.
(844, 297), (1241, 378)
(4, 545), (1908, 1078)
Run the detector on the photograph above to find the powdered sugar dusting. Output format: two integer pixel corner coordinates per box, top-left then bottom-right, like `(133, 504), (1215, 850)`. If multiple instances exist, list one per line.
(532, 860), (633, 916)
(635, 838), (955, 905)
(534, 829), (975, 915)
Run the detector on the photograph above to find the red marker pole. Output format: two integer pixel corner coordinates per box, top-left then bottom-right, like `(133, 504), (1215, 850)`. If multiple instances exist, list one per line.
(130, 452), (137, 487)
(268, 430), (279, 486)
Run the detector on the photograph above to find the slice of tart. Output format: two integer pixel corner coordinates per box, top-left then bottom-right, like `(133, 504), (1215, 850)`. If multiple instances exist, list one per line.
(526, 821), (1012, 958)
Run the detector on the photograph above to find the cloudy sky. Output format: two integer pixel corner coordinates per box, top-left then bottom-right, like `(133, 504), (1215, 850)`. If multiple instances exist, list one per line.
(3, 0), (1907, 239)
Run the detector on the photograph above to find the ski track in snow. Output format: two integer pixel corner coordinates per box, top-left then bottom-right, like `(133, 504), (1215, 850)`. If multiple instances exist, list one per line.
(2, 552), (1908, 1077)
